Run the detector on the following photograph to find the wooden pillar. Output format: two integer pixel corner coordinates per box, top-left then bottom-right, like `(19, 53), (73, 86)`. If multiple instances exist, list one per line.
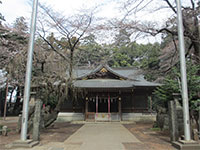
(131, 89), (134, 112)
(108, 94), (110, 113)
(85, 97), (88, 121)
(118, 97), (122, 121)
(96, 95), (98, 118)
(108, 94), (110, 120)
(146, 92), (149, 110)
(149, 96), (152, 113)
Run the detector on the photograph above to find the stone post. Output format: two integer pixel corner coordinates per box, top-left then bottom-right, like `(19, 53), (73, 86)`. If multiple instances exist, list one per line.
(173, 93), (184, 137)
(168, 100), (179, 141)
(32, 99), (42, 141)
(2, 126), (8, 136)
(198, 101), (200, 133)
(193, 129), (199, 141)
(17, 114), (22, 133)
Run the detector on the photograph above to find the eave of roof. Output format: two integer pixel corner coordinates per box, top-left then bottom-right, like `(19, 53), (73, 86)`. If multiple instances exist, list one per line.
(73, 79), (160, 88)
(73, 79), (133, 88)
(132, 81), (161, 87)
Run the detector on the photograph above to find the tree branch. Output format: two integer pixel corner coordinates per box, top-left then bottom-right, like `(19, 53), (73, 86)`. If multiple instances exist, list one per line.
(156, 28), (177, 36)
(72, 16), (92, 51)
(38, 33), (69, 63)
(163, 0), (176, 13)
(190, 0), (195, 10)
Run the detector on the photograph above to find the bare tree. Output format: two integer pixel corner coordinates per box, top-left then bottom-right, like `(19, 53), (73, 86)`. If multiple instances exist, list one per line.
(15, 4), (96, 131)
(38, 4), (94, 80)
(113, 0), (200, 68)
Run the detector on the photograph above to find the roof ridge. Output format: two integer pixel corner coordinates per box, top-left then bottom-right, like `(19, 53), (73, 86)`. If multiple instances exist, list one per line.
(76, 64), (132, 80)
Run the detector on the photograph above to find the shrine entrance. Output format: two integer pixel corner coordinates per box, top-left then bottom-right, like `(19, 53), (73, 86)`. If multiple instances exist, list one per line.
(85, 93), (121, 121)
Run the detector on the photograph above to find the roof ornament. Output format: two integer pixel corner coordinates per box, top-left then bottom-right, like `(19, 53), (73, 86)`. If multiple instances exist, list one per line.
(100, 68), (107, 73)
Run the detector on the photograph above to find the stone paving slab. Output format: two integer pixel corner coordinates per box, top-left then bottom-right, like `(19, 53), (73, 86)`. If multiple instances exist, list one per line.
(64, 123), (141, 150)
(123, 142), (149, 150)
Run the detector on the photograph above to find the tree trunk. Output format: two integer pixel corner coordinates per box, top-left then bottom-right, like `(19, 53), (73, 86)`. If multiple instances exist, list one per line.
(193, 41), (200, 63)
(3, 80), (8, 120)
(69, 49), (74, 79)
(13, 86), (22, 115)
(192, 15), (200, 63)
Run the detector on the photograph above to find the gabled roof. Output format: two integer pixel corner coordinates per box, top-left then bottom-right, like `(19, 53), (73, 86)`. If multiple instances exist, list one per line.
(75, 64), (130, 80)
(71, 64), (160, 88)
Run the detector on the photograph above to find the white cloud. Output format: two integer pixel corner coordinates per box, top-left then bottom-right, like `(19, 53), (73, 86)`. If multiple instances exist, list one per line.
(1, 0), (121, 25)
(0, 0), (194, 44)
(1, 0), (31, 24)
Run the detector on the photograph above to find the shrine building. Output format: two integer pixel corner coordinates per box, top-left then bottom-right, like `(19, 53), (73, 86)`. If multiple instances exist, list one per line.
(59, 64), (160, 122)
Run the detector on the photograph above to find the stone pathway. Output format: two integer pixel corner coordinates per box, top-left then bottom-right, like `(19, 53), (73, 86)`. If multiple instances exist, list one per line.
(12, 123), (141, 150)
(64, 123), (141, 150)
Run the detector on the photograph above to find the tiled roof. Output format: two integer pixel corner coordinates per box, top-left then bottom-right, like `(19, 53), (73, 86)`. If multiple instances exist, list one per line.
(71, 64), (160, 88)
(73, 79), (133, 88)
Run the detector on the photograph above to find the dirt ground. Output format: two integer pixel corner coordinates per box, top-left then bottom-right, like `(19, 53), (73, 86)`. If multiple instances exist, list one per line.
(0, 118), (176, 150)
(0, 118), (83, 150)
(123, 123), (176, 150)
(0, 118), (20, 150)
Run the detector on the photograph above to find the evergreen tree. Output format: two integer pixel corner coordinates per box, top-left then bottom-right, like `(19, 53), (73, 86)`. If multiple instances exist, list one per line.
(153, 62), (200, 109)
(114, 28), (131, 47)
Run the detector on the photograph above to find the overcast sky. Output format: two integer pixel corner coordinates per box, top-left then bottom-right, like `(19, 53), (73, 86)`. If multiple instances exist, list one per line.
(1, 0), (194, 24)
(1, 0), (122, 24)
(1, 0), (194, 43)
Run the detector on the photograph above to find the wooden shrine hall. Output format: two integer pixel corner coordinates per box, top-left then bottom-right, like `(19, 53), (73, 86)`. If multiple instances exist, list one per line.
(60, 64), (160, 121)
